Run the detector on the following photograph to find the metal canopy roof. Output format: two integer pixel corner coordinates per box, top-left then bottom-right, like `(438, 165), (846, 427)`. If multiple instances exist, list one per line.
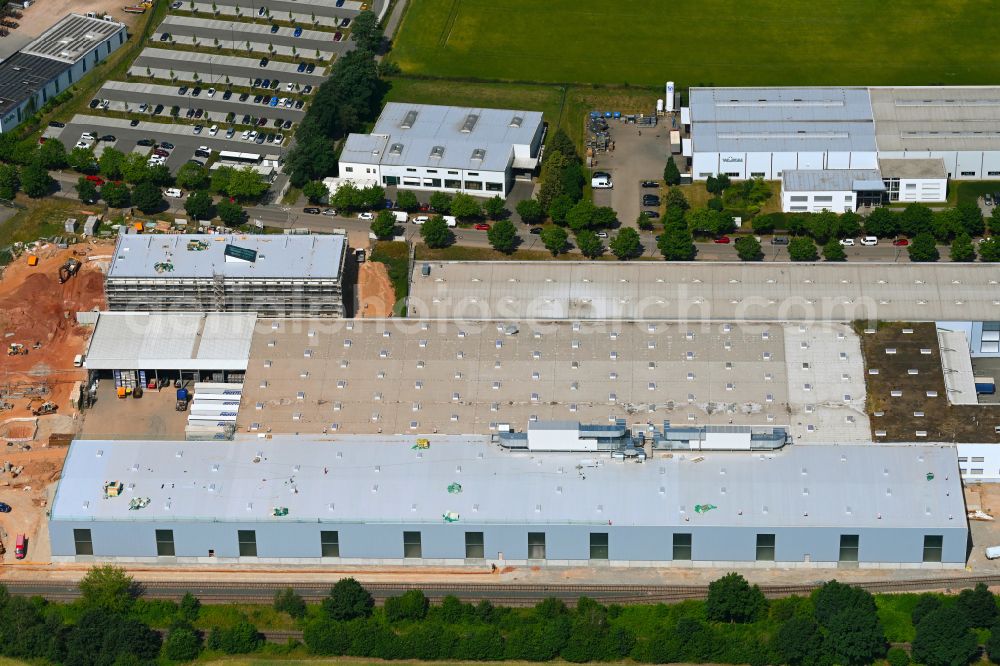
(84, 312), (256, 371)
(51, 437), (963, 530)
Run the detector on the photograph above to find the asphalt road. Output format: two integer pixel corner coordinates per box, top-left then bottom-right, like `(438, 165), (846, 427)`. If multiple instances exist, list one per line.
(134, 47), (328, 86)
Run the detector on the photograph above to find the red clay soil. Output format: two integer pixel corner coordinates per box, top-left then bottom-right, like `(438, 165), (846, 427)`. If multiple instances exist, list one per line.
(0, 242), (110, 419)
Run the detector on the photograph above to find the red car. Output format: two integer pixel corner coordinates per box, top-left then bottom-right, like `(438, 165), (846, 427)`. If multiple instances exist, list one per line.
(474, 223), (490, 231)
(333, 31), (343, 41)
(14, 534), (26, 559)
(892, 238), (909, 246)
(86, 175), (106, 186)
(713, 236), (731, 244)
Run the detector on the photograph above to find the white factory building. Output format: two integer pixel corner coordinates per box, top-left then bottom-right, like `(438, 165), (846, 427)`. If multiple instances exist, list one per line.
(686, 86), (1000, 212)
(338, 103), (544, 198)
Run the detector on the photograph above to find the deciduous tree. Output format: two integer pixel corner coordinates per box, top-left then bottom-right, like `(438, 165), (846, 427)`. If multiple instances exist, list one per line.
(575, 230), (604, 259)
(483, 195), (505, 220)
(100, 181), (131, 208)
(322, 578), (374, 621)
(19, 163), (54, 198)
(663, 156), (680, 185)
(184, 190), (214, 219)
(912, 606), (977, 666)
(950, 233), (976, 262)
(516, 198), (545, 225)
(420, 215), (453, 248)
(541, 226), (568, 255)
(371, 210), (396, 240)
(610, 227), (642, 260)
(788, 236), (819, 261)
(907, 232), (939, 262)
(75, 177), (98, 203)
(734, 235), (763, 261)
(302, 180), (329, 204)
(705, 572), (766, 623)
(487, 219), (517, 254)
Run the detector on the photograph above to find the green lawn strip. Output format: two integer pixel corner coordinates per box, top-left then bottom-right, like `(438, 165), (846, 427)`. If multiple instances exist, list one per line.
(0, 198), (91, 249)
(955, 181), (1000, 207)
(369, 240), (409, 315)
(389, 0), (1000, 87)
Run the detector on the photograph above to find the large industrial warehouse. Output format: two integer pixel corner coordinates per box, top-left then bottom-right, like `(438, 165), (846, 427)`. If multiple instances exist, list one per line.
(49, 437), (967, 568)
(686, 85), (1000, 212)
(408, 261), (1000, 322)
(105, 234), (347, 317)
(239, 318), (870, 443)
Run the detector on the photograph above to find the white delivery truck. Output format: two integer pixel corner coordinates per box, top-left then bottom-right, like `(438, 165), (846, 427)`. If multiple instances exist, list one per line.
(393, 211), (408, 223)
(443, 215), (457, 227)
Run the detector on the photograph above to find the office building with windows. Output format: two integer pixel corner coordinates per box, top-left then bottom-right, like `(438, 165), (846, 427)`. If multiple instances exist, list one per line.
(338, 103), (544, 198)
(0, 14), (127, 132)
(49, 436), (966, 568)
(105, 234), (347, 317)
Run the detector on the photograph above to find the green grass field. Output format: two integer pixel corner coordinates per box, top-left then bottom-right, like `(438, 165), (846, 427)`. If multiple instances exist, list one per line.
(391, 0), (1000, 87)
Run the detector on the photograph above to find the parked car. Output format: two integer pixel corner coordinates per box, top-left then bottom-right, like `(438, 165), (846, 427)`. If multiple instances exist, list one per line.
(269, 79), (280, 89)
(282, 120), (293, 129)
(297, 62), (307, 73)
(642, 196), (660, 206)
(100, 134), (116, 142)
(153, 104), (164, 115)
(239, 93), (249, 102)
(358, 212), (375, 220)
(159, 32), (170, 41)
(293, 26), (302, 37)
(185, 108), (195, 118)
(306, 63), (315, 73)
(302, 85), (313, 94)
(529, 227), (542, 234)
(294, 99), (304, 109)
(339, 17), (350, 27)
(713, 236), (731, 244)
(335, 0), (344, 5)
(48, 120), (65, 128)
(14, 534), (26, 559)
(259, 57), (269, 67)
(160, 141), (174, 150)
(474, 223), (490, 231)
(257, 6), (266, 15)
(192, 87), (201, 97)
(86, 175), (105, 185)
(193, 125), (203, 134)
(645, 211), (661, 219)
(641, 180), (658, 188)
(839, 238), (855, 246)
(89, 99), (100, 109)
(322, 208), (336, 216)
(270, 23), (278, 33)
(985, 193), (994, 206)
(252, 78), (262, 87)
(207, 88), (216, 97)
(130, 119), (140, 127)
(333, 31), (343, 41)
(0, 502), (10, 512)
(137, 139), (154, 146)
(412, 215), (430, 224)
(860, 236), (879, 246)
(892, 238), (909, 247)
(194, 108), (204, 119)
(596, 231), (608, 238)
(152, 149), (169, 157)
(303, 207), (321, 214)
(770, 236), (789, 245)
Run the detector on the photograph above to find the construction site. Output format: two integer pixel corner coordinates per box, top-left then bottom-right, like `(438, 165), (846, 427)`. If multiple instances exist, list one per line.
(0, 239), (112, 564)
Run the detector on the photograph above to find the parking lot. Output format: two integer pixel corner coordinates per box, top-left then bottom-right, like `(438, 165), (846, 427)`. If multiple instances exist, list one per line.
(131, 48), (327, 87)
(98, 81), (306, 125)
(58, 0), (383, 178)
(56, 115), (288, 171)
(157, 15), (344, 59)
(187, 0), (370, 24)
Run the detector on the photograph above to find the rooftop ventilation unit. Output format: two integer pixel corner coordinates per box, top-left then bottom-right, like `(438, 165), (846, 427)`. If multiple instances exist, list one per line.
(430, 145), (444, 159)
(509, 116), (523, 128)
(461, 113), (480, 133)
(389, 142), (403, 156)
(400, 109), (418, 129)
(471, 148), (486, 161)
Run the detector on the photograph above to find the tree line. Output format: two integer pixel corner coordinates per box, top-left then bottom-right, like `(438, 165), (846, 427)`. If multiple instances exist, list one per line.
(284, 11), (385, 187)
(0, 132), (269, 222)
(7, 566), (1000, 666)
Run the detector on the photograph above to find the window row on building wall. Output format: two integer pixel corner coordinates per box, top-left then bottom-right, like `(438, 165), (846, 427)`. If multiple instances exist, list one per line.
(70, 528), (947, 563)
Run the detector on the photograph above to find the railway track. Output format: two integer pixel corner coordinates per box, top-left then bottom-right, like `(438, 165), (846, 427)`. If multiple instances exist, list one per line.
(4, 574), (1000, 606)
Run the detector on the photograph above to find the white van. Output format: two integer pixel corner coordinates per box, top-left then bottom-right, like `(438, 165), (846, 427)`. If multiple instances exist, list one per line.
(163, 188), (183, 198)
(73, 354), (84, 367)
(413, 215), (429, 225)
(860, 236), (879, 246)
(591, 176), (613, 189)
(392, 211), (408, 223)
(443, 215), (457, 227)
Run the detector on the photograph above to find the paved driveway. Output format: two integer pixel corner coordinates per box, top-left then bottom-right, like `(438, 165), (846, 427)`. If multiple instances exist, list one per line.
(589, 119), (670, 227)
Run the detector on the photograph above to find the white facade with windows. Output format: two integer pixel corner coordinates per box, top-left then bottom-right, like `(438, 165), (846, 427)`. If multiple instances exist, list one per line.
(780, 169), (884, 213)
(878, 159), (947, 203)
(339, 103), (544, 198)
